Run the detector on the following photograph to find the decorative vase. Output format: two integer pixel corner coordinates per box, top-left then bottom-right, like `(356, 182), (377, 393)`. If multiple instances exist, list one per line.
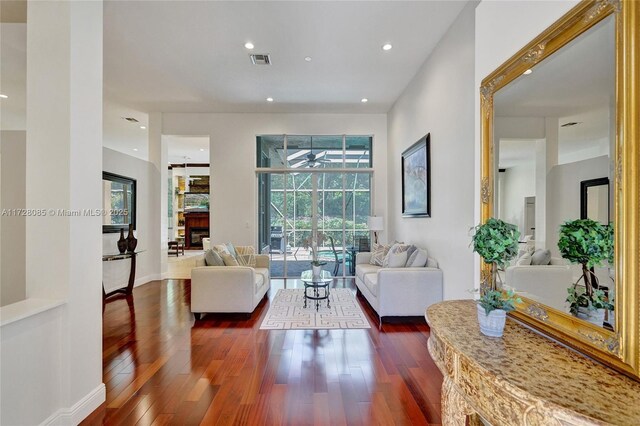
(312, 264), (322, 278)
(126, 224), (138, 253)
(477, 304), (507, 337)
(577, 307), (605, 327)
(117, 228), (127, 254)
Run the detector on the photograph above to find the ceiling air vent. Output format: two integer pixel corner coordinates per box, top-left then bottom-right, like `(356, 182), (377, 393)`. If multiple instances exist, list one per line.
(561, 121), (582, 127)
(250, 54), (272, 65)
(122, 117), (140, 123)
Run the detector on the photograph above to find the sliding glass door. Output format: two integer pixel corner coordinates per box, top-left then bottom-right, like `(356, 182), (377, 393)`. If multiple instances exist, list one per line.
(257, 135), (372, 278)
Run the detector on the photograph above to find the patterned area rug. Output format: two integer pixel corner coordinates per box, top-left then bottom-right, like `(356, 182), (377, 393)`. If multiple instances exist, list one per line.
(260, 288), (371, 330)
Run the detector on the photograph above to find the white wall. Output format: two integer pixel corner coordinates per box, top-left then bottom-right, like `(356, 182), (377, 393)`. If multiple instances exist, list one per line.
(500, 162), (535, 236)
(0, 130), (26, 307)
(2, 2), (104, 425)
(103, 147), (161, 289)
(387, 3), (476, 300)
(474, 0), (580, 285)
(547, 155), (609, 257)
(162, 113), (387, 246)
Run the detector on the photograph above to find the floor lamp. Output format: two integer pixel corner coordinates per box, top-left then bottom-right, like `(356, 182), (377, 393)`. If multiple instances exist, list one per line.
(367, 216), (384, 245)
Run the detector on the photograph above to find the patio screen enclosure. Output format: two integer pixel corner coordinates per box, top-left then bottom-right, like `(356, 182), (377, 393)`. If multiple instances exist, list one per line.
(257, 135), (373, 278)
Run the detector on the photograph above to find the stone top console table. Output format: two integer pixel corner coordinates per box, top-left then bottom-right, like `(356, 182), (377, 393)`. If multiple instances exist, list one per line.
(426, 300), (640, 425)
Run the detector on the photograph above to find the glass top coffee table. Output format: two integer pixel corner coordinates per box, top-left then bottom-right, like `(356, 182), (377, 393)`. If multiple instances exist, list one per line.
(300, 270), (333, 311)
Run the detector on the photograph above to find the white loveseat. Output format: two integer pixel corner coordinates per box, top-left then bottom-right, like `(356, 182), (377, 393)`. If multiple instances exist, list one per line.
(190, 248), (270, 318)
(354, 252), (443, 322)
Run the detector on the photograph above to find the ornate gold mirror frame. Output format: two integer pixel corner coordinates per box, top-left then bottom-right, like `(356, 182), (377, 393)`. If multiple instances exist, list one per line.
(480, 0), (639, 379)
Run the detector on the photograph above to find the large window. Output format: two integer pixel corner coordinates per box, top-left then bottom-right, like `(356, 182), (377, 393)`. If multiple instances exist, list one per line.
(257, 135), (372, 278)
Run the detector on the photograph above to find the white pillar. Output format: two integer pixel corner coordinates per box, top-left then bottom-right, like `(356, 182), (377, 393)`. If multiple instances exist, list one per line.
(148, 112), (168, 275)
(540, 117), (559, 251)
(21, 0), (104, 423)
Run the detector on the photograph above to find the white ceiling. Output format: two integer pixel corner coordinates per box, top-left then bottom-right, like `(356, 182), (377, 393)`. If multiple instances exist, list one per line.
(495, 15), (614, 168)
(167, 136), (210, 164)
(494, 16), (614, 118)
(104, 1), (467, 114)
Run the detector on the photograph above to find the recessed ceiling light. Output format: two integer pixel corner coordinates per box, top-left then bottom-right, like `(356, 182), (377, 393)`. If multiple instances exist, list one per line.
(266, 97), (274, 102)
(523, 69), (533, 75)
(244, 42), (254, 50)
(133, 148), (139, 152)
(361, 98), (368, 103)
(140, 125), (146, 130)
(0, 94), (8, 99)
(304, 56), (312, 62)
(382, 43), (393, 51)
(199, 148), (205, 152)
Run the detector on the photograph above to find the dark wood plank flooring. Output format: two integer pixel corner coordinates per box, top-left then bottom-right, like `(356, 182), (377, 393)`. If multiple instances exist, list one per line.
(82, 279), (443, 425)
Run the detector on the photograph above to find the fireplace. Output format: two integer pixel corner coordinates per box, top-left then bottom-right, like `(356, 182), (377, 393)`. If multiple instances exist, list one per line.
(189, 227), (209, 248)
(184, 212), (209, 249)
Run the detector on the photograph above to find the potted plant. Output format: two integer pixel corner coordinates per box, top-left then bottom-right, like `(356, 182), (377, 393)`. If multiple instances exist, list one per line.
(303, 232), (327, 277)
(559, 219), (614, 326)
(471, 218), (520, 290)
(477, 289), (522, 337)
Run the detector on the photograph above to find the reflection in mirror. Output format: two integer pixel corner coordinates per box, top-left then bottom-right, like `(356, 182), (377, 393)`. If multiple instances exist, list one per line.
(493, 16), (615, 330)
(581, 177), (609, 224)
(102, 172), (136, 233)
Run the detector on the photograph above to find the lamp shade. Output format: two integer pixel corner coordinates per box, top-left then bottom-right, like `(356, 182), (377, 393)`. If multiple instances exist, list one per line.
(367, 216), (384, 231)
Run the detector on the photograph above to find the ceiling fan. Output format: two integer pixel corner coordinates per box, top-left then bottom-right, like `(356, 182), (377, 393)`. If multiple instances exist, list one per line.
(302, 137), (330, 167)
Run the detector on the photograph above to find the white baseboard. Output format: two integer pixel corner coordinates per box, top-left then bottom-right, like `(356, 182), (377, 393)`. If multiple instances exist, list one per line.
(41, 383), (105, 426)
(134, 273), (162, 287)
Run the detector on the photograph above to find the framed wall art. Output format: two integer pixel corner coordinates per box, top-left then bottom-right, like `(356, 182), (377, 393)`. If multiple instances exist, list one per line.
(402, 134), (431, 217)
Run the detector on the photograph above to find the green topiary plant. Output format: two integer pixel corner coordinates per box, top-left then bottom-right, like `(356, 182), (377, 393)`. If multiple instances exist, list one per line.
(558, 219), (614, 315)
(478, 289), (522, 315)
(471, 218), (520, 290)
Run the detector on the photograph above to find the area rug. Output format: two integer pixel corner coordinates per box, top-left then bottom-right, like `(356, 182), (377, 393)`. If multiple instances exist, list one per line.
(260, 288), (371, 330)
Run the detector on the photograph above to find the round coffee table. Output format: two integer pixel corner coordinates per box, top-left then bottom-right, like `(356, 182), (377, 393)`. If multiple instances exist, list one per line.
(300, 269), (333, 311)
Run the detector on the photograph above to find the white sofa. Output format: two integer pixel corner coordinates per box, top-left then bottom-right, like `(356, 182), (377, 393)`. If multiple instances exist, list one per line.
(190, 250), (270, 318)
(505, 258), (614, 313)
(354, 252), (443, 323)
(505, 257), (571, 312)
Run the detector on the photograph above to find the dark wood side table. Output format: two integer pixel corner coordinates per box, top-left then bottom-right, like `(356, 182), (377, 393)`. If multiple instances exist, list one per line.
(102, 251), (143, 300)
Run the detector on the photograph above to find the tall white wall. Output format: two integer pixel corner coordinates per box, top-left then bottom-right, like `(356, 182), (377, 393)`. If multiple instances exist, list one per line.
(387, 3), (476, 300)
(1, 2), (104, 424)
(162, 113), (387, 246)
(474, 0), (580, 285)
(103, 147), (162, 289)
(0, 130), (26, 306)
(547, 155), (609, 257)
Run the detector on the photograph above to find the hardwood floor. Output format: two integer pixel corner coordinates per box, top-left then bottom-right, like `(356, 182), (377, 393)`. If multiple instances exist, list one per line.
(83, 279), (443, 425)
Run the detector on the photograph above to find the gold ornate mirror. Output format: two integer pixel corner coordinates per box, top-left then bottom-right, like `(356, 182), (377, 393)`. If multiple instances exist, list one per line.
(480, 0), (639, 379)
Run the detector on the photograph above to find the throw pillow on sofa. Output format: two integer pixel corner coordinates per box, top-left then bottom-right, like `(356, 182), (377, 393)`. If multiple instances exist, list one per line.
(369, 243), (391, 266)
(406, 248), (428, 267)
(382, 243), (414, 268)
(235, 246), (257, 267)
(221, 252), (239, 266)
(516, 252), (532, 266)
(531, 249), (551, 265)
(204, 249), (225, 266)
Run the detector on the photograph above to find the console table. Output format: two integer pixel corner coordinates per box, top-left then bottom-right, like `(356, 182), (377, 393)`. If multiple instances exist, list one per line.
(426, 300), (640, 425)
(102, 251), (143, 300)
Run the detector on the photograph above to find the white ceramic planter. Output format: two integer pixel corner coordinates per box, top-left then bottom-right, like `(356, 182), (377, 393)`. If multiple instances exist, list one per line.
(577, 307), (606, 327)
(312, 265), (322, 277)
(477, 304), (507, 337)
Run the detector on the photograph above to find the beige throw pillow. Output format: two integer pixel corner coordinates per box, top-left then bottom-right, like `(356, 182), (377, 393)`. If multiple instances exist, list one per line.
(221, 253), (239, 266)
(235, 246), (257, 267)
(369, 243), (390, 266)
